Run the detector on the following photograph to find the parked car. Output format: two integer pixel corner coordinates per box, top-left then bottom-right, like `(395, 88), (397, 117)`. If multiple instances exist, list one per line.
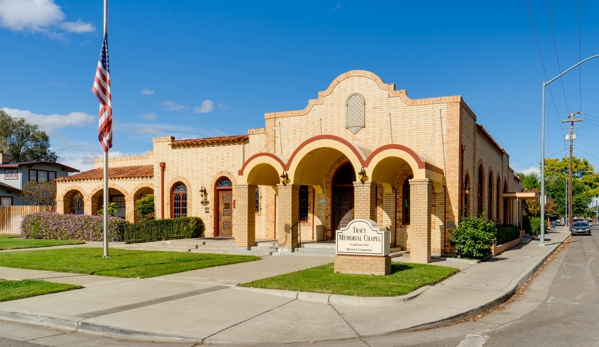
(571, 221), (591, 235)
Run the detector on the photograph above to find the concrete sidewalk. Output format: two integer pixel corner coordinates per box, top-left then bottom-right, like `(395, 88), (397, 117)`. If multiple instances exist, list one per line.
(0, 228), (569, 345)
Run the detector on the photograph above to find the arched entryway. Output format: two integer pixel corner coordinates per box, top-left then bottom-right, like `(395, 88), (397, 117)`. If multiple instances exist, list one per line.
(332, 162), (355, 234)
(63, 189), (84, 215)
(214, 177), (233, 237)
(91, 187), (127, 219)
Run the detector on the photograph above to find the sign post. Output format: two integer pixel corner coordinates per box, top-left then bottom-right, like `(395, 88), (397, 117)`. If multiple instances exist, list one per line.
(334, 219), (391, 275)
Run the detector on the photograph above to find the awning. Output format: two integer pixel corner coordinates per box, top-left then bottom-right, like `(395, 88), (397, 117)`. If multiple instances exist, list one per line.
(502, 191), (538, 199)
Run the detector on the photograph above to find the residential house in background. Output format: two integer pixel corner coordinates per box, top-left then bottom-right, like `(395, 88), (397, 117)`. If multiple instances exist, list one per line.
(0, 153), (79, 206)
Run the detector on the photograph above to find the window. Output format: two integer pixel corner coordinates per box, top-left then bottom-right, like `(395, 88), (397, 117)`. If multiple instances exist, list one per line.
(477, 167), (484, 217)
(496, 176), (500, 221)
(217, 177), (232, 187)
(28, 169), (56, 182)
(0, 197), (12, 206)
(4, 169), (17, 180)
(403, 176), (412, 224)
(487, 171), (493, 220)
(463, 175), (470, 217)
(346, 93), (365, 134)
(299, 185), (309, 222)
(255, 186), (260, 213)
(172, 183), (187, 218)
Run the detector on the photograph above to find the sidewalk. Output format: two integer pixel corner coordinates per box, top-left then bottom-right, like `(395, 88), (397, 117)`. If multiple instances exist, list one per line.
(0, 228), (569, 345)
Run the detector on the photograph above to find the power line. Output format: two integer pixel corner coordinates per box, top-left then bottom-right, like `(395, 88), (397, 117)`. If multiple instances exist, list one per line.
(513, 147), (568, 172)
(574, 147), (599, 163)
(526, 0), (563, 120)
(546, 0), (571, 114)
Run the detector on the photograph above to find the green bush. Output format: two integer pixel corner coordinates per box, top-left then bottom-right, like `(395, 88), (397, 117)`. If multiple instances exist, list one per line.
(124, 217), (205, 244)
(134, 195), (155, 219)
(450, 215), (496, 259)
(495, 224), (520, 244)
(21, 212), (126, 241)
(530, 217), (542, 236)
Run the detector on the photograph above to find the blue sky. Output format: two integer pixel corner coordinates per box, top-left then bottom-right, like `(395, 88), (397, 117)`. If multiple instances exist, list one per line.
(2, 0), (599, 174)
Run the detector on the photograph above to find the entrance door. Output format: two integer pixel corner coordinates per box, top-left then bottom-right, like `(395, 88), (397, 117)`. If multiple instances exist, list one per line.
(218, 190), (233, 237)
(333, 186), (354, 233)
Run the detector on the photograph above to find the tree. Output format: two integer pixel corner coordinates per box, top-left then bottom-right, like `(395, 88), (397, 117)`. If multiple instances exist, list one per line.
(517, 172), (540, 191)
(134, 194), (155, 219)
(98, 202), (118, 217)
(21, 181), (56, 209)
(0, 110), (57, 162)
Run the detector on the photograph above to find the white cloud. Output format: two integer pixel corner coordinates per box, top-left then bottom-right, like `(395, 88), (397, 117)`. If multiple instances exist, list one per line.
(2, 107), (95, 134)
(59, 20), (94, 33)
(141, 112), (157, 121)
(0, 0), (94, 35)
(194, 99), (214, 114)
(140, 89), (155, 95)
(331, 3), (342, 12)
(159, 101), (189, 111)
(217, 102), (229, 110)
(520, 167), (540, 176)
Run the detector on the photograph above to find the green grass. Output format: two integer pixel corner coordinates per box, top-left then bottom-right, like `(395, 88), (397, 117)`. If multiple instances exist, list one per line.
(0, 248), (261, 278)
(0, 234), (84, 250)
(0, 279), (82, 302)
(239, 262), (460, 297)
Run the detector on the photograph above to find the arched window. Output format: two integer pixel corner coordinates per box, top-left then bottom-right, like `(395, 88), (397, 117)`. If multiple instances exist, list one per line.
(463, 174), (470, 217)
(496, 176), (501, 222)
(503, 181), (509, 223)
(488, 170), (493, 220)
(403, 176), (413, 224)
(172, 183), (187, 218)
(478, 166), (484, 217)
(217, 177), (232, 187)
(299, 185), (309, 221)
(346, 93), (365, 134)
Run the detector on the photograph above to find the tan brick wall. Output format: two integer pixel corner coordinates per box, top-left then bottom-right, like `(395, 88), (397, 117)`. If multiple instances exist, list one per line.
(334, 255), (391, 275)
(409, 178), (432, 263)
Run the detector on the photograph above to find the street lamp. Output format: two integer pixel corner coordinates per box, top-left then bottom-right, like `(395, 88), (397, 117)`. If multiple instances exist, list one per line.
(540, 53), (599, 246)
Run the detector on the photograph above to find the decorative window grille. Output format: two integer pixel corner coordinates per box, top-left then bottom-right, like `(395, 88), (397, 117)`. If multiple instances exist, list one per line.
(299, 186), (309, 221)
(217, 177), (232, 187)
(403, 177), (412, 225)
(346, 93), (365, 134)
(172, 183), (187, 218)
(255, 186), (260, 212)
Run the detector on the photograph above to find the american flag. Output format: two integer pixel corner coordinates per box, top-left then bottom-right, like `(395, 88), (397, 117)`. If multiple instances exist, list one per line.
(92, 33), (112, 152)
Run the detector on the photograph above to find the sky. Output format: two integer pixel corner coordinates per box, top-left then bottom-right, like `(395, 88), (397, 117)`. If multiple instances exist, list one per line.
(1, 0), (599, 175)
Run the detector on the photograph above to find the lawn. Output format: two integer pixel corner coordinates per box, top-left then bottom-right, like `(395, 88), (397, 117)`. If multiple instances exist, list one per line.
(0, 234), (84, 250)
(0, 248), (261, 278)
(0, 279), (82, 302)
(239, 262), (459, 297)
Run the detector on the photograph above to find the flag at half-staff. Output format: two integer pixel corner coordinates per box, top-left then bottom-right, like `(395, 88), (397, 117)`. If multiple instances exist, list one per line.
(93, 32), (112, 152)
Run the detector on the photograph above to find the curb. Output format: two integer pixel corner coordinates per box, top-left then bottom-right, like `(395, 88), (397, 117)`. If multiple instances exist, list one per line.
(233, 285), (430, 306)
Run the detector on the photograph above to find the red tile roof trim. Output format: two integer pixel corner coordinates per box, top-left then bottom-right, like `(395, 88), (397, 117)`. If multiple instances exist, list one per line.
(55, 165), (153, 182)
(170, 135), (249, 147)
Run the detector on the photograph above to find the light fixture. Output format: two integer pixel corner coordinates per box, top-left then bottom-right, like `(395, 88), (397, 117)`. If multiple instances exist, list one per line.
(358, 167), (367, 183)
(464, 183), (470, 196)
(280, 171), (289, 186)
(199, 186), (209, 205)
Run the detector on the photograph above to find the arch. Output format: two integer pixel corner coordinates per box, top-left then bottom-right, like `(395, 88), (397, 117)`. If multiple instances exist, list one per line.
(237, 153), (285, 184)
(487, 168), (493, 220)
(63, 188), (85, 215)
(331, 162), (355, 232)
(90, 182), (132, 201)
(213, 174), (235, 238)
(132, 182), (155, 199)
(90, 183), (129, 217)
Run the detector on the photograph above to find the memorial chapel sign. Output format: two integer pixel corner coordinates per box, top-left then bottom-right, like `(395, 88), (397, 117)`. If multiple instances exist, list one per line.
(336, 219), (390, 256)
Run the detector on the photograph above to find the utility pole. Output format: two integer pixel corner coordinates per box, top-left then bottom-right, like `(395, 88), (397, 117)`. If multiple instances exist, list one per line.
(562, 112), (583, 229)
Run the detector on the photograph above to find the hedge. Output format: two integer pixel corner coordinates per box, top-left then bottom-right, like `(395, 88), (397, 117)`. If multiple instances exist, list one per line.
(124, 217), (205, 244)
(21, 212), (126, 241)
(450, 215), (496, 259)
(495, 224), (520, 245)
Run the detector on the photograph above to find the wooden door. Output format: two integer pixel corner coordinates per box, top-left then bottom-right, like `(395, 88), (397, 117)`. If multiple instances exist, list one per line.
(333, 186), (354, 234)
(219, 190), (233, 237)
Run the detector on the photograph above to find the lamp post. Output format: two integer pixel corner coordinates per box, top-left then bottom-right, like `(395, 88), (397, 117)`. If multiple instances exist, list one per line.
(540, 54), (599, 246)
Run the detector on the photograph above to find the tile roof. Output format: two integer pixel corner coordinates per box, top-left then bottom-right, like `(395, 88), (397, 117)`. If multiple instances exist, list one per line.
(170, 135), (249, 147)
(55, 165), (153, 182)
(476, 124), (506, 155)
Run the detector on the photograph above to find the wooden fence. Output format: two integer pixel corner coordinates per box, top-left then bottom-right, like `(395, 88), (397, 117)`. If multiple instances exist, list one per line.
(0, 206), (55, 235)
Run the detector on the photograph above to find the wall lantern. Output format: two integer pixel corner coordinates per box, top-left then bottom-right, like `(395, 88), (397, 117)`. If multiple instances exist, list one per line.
(280, 171), (289, 186)
(358, 167), (367, 183)
(199, 186), (209, 206)
(464, 183), (470, 196)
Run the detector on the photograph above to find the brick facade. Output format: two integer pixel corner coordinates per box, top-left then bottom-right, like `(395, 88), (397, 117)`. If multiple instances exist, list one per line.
(56, 70), (523, 263)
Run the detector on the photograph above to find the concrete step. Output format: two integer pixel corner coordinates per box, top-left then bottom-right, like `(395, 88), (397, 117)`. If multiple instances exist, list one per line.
(271, 250), (334, 257)
(299, 242), (335, 249)
(295, 247), (335, 254)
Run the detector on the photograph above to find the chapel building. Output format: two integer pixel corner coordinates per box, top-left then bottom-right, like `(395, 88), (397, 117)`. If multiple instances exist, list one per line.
(55, 70), (523, 263)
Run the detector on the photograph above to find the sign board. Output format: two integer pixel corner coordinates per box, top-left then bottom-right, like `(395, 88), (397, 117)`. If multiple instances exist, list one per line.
(336, 219), (389, 256)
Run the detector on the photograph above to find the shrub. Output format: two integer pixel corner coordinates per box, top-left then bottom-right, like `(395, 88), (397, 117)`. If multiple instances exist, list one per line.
(124, 217), (205, 244)
(530, 217), (542, 236)
(522, 215), (532, 234)
(495, 224), (520, 244)
(21, 212), (126, 241)
(134, 194), (155, 219)
(450, 215), (496, 259)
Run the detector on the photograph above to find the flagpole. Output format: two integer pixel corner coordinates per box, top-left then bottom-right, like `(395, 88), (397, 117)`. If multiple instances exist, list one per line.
(102, 0), (109, 258)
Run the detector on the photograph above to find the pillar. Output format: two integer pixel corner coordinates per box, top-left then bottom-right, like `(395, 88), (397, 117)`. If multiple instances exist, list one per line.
(233, 184), (256, 249)
(353, 181), (377, 221)
(410, 178), (432, 263)
(126, 195), (135, 223)
(276, 184), (299, 250)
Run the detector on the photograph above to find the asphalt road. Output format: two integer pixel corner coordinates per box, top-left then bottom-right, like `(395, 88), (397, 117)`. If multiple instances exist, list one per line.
(0, 226), (595, 347)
